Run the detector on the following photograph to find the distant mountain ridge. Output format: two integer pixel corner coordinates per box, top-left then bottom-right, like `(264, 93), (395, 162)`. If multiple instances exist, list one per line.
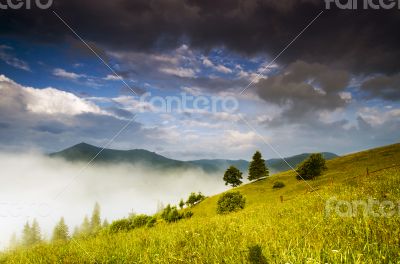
(267, 152), (338, 173)
(50, 143), (338, 174)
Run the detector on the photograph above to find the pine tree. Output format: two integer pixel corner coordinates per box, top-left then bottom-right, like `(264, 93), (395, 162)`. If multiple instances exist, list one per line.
(72, 226), (80, 238)
(30, 219), (42, 245)
(22, 222), (31, 247)
(90, 202), (101, 234)
(102, 219), (109, 228)
(52, 217), (69, 242)
(223, 166), (243, 187)
(22, 220), (41, 247)
(248, 151), (269, 181)
(179, 199), (185, 209)
(80, 215), (91, 237)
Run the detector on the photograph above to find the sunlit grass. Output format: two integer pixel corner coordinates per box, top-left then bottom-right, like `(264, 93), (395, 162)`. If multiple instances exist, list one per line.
(1, 143), (400, 263)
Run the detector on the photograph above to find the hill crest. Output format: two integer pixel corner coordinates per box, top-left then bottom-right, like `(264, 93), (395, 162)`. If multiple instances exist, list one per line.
(50, 142), (338, 174)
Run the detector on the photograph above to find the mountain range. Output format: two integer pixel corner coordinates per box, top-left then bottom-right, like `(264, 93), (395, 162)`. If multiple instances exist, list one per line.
(50, 143), (338, 175)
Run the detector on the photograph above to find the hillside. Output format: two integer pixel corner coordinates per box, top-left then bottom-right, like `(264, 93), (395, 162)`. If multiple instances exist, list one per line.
(49, 143), (191, 170)
(3, 143), (400, 263)
(266, 152), (337, 173)
(50, 143), (338, 174)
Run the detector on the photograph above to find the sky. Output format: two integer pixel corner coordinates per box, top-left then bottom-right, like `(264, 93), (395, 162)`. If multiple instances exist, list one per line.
(0, 0), (399, 160)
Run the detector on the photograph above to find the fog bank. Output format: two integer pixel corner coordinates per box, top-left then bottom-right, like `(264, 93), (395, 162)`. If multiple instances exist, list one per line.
(0, 152), (228, 248)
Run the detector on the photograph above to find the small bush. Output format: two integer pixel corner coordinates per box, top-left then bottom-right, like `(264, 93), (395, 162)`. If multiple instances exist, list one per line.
(108, 219), (131, 233)
(131, 214), (152, 229)
(146, 217), (157, 228)
(161, 205), (183, 223)
(109, 214), (154, 233)
(272, 181), (285, 189)
(296, 153), (327, 180)
(248, 245), (268, 264)
(184, 211), (194, 218)
(217, 191), (246, 214)
(186, 192), (206, 207)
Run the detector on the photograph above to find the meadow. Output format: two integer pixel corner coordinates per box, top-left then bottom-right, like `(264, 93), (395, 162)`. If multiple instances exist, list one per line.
(1, 143), (400, 263)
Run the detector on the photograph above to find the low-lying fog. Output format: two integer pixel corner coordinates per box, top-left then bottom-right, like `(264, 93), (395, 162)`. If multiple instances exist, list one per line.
(0, 152), (228, 249)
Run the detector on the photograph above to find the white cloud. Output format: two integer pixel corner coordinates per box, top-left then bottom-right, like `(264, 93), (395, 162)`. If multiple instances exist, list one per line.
(53, 68), (85, 80)
(235, 62), (278, 83)
(0, 45), (30, 71)
(339, 92), (352, 102)
(214, 64), (233, 74)
(25, 88), (104, 116)
(202, 57), (233, 74)
(358, 107), (400, 126)
(222, 130), (258, 150)
(150, 54), (179, 65)
(318, 108), (346, 124)
(181, 86), (203, 96)
(210, 112), (243, 122)
(180, 119), (222, 129)
(0, 74), (105, 116)
(202, 57), (214, 67)
(236, 70), (265, 83)
(103, 74), (123, 81)
(159, 67), (196, 78)
(111, 95), (157, 113)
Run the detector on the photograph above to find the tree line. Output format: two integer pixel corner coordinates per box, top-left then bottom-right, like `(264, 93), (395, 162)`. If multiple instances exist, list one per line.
(10, 202), (108, 249)
(223, 151), (327, 187)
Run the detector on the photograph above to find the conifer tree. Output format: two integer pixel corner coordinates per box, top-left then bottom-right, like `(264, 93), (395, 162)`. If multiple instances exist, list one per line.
(52, 217), (69, 242)
(30, 219), (42, 245)
(80, 215), (91, 237)
(179, 199), (185, 209)
(248, 151), (269, 181)
(90, 202), (101, 234)
(72, 226), (80, 239)
(22, 222), (31, 247)
(102, 219), (109, 228)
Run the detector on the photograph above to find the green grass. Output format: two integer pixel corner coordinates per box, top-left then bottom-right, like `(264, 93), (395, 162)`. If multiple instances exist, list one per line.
(2, 143), (400, 263)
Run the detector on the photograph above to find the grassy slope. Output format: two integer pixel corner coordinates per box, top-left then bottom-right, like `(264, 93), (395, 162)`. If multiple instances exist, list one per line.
(2, 143), (400, 263)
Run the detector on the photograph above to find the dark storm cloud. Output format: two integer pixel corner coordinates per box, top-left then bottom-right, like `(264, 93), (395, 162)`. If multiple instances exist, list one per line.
(1, 0), (399, 74)
(361, 73), (400, 101)
(256, 60), (351, 122)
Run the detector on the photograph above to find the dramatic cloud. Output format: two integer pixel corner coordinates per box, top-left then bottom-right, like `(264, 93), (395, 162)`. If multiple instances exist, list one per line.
(256, 61), (351, 122)
(0, 0), (399, 159)
(361, 73), (400, 101)
(106, 47), (247, 93)
(1, 0), (399, 74)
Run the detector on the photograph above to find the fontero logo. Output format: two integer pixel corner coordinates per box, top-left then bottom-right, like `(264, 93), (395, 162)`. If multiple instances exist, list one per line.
(0, 0), (53, 10)
(325, 0), (400, 9)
